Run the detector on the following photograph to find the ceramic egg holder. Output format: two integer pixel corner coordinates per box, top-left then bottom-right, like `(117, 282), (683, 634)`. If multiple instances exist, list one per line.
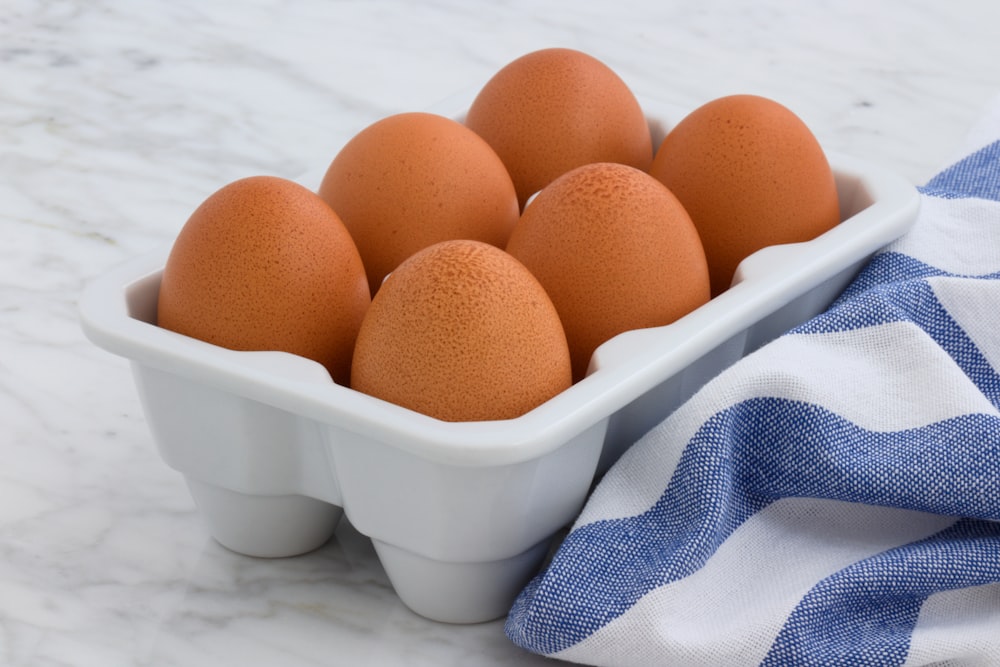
(80, 103), (919, 624)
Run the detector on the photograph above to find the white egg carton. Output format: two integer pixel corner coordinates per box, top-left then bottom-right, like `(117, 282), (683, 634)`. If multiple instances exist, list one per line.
(79, 102), (919, 624)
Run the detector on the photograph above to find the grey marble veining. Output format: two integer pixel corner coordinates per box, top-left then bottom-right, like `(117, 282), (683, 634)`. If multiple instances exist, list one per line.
(3, 1), (999, 665)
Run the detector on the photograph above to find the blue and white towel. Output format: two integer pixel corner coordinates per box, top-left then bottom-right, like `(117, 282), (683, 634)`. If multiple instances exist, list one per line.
(505, 99), (1000, 666)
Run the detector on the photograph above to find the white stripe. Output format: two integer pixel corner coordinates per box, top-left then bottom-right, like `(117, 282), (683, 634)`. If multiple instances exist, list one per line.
(576, 322), (998, 526)
(555, 498), (955, 667)
(902, 582), (1000, 666)
(930, 276), (1000, 372)
(888, 196), (1000, 276)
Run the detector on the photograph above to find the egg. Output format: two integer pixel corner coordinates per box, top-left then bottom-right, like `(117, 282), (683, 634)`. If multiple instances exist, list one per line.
(464, 47), (653, 209)
(351, 240), (572, 422)
(648, 94), (841, 296)
(506, 162), (710, 381)
(157, 175), (371, 386)
(318, 112), (519, 295)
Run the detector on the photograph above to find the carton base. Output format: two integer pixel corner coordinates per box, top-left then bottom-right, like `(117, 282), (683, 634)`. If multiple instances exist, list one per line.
(373, 538), (551, 624)
(187, 478), (343, 558)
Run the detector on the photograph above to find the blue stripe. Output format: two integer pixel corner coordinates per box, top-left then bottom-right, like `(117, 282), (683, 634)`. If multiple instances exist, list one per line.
(920, 139), (1000, 202)
(794, 273), (940, 332)
(506, 401), (1000, 654)
(829, 252), (950, 303)
(761, 518), (1000, 667)
(826, 251), (1000, 306)
(917, 186), (974, 200)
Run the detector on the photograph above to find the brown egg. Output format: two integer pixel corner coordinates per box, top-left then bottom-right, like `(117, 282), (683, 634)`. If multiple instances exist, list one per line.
(318, 112), (519, 295)
(464, 48), (653, 209)
(157, 175), (370, 385)
(506, 162), (710, 382)
(351, 240), (571, 422)
(648, 94), (841, 296)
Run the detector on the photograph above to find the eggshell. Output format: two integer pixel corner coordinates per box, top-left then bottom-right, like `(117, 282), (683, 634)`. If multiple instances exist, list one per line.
(351, 240), (572, 422)
(318, 112), (519, 295)
(648, 94), (841, 296)
(506, 162), (710, 382)
(464, 48), (653, 209)
(157, 175), (370, 386)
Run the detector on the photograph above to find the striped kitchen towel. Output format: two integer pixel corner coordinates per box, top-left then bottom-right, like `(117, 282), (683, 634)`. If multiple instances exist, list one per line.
(505, 98), (1000, 666)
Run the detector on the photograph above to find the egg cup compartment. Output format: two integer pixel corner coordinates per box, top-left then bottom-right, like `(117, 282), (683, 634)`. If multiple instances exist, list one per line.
(79, 109), (920, 624)
(132, 360), (345, 558)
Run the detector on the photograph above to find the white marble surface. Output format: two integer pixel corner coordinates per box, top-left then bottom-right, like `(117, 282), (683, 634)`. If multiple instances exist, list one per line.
(3, 1), (1000, 665)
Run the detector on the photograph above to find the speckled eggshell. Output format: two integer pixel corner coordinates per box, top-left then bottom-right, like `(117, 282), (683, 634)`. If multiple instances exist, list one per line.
(318, 112), (519, 295)
(157, 175), (371, 386)
(506, 162), (710, 382)
(648, 94), (841, 296)
(350, 240), (572, 422)
(464, 48), (653, 209)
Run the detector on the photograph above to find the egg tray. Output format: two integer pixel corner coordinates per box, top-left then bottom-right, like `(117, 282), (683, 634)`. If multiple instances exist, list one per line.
(78, 103), (920, 624)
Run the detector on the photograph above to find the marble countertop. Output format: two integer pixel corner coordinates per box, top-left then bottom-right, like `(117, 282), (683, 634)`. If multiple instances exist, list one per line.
(4, 1), (999, 665)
